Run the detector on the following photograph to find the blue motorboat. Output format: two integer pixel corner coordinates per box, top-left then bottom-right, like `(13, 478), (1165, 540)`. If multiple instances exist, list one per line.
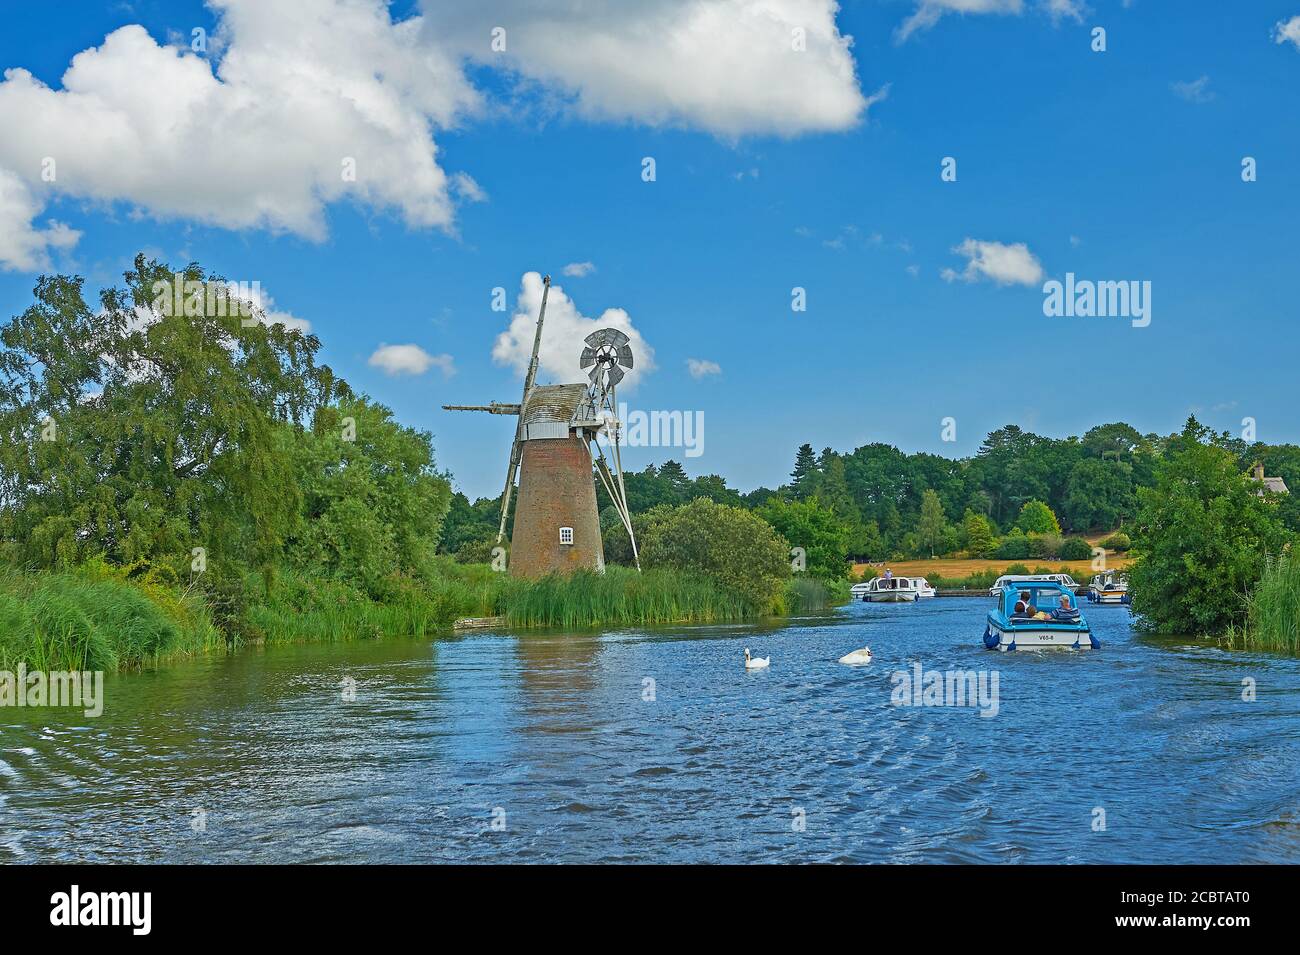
(983, 581), (1099, 651)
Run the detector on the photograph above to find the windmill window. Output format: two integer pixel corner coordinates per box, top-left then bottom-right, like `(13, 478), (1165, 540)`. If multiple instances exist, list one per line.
(559, 527), (574, 545)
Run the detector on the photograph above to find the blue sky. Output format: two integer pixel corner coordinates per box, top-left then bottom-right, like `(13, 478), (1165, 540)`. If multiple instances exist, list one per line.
(1, 1), (1298, 498)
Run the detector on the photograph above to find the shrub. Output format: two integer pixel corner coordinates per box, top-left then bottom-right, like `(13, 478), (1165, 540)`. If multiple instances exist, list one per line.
(1028, 534), (1064, 560)
(1059, 536), (1094, 561)
(1100, 531), (1132, 552)
(995, 533), (1030, 560)
(640, 499), (791, 612)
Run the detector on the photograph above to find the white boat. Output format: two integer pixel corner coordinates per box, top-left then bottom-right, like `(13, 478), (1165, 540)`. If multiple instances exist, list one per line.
(858, 576), (928, 602)
(1088, 572), (1130, 605)
(987, 572), (1080, 597)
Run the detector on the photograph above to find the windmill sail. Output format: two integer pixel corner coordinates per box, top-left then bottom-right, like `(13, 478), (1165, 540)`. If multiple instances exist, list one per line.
(496, 275), (551, 542)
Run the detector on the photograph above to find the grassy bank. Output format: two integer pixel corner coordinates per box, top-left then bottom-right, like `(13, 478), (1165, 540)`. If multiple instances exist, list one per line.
(1222, 555), (1300, 654)
(496, 568), (840, 629)
(0, 559), (846, 670)
(496, 566), (756, 628)
(0, 565), (223, 672)
(239, 561), (496, 643)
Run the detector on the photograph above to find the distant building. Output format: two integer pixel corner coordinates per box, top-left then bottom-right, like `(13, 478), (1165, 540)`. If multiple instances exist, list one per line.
(1250, 462), (1289, 496)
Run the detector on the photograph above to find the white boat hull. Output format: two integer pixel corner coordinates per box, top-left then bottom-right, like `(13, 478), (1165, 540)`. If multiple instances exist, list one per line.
(866, 592), (917, 602)
(986, 620), (1097, 651)
(1091, 590), (1127, 604)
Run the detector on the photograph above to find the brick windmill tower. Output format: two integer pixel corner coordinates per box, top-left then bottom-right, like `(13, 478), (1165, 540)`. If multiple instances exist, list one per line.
(444, 276), (638, 578)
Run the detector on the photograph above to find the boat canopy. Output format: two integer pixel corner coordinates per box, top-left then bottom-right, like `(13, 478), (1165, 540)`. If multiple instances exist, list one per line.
(997, 581), (1077, 617)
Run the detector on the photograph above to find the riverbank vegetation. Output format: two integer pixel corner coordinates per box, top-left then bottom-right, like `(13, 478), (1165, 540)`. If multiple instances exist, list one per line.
(0, 561), (222, 671)
(1222, 555), (1300, 654)
(0, 258), (842, 669)
(1129, 418), (1296, 649)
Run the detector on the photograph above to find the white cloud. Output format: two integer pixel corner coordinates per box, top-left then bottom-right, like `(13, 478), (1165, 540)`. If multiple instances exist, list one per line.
(896, 0), (1023, 43)
(0, 0), (481, 270)
(562, 261), (596, 278)
(0, 169), (80, 271)
(242, 285), (311, 333)
(423, 0), (871, 137)
(893, 0), (1080, 41)
(1043, 0), (1088, 23)
(369, 343), (454, 377)
(941, 238), (1044, 286)
(686, 358), (721, 379)
(493, 272), (655, 391)
(0, 1), (873, 271)
(1171, 75), (1214, 103)
(450, 171), (488, 203)
(1273, 16), (1300, 50)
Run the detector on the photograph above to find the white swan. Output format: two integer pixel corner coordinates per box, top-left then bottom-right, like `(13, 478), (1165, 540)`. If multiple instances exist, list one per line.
(743, 647), (770, 670)
(838, 646), (873, 666)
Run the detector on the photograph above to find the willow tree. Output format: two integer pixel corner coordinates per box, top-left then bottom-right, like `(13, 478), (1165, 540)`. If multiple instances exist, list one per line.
(0, 254), (346, 575)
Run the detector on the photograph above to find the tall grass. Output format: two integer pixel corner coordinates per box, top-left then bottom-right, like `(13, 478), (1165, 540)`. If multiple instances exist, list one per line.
(1222, 555), (1300, 655)
(0, 567), (221, 671)
(0, 555), (845, 670)
(785, 576), (833, 613)
(497, 566), (755, 628)
(241, 561), (494, 643)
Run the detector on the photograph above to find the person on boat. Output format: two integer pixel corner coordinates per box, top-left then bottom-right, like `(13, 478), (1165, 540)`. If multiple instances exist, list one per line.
(1051, 593), (1081, 623)
(1012, 590), (1035, 618)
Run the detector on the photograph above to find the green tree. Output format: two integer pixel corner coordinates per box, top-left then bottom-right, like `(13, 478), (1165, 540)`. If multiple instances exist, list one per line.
(758, 496), (850, 579)
(1129, 424), (1292, 635)
(790, 443), (818, 498)
(640, 499), (791, 611)
(916, 489), (948, 557)
(287, 397), (451, 591)
(962, 509), (996, 557)
(0, 256), (342, 573)
(1063, 457), (1133, 530)
(1015, 499), (1061, 536)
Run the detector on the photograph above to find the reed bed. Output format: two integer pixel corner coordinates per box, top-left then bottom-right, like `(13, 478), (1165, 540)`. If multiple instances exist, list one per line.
(241, 564), (494, 643)
(0, 568), (221, 671)
(1222, 555), (1300, 655)
(498, 566), (756, 628)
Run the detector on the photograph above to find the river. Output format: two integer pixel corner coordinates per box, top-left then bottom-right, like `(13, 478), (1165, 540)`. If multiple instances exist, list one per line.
(2, 597), (1297, 863)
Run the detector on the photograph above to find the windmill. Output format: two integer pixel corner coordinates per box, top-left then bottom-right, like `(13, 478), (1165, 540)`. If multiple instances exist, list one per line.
(443, 275), (639, 577)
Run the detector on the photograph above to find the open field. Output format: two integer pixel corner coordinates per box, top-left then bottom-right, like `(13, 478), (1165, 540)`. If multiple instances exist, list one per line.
(851, 554), (1133, 580)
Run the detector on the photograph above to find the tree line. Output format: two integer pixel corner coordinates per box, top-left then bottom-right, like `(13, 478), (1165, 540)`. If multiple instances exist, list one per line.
(444, 418), (1300, 571)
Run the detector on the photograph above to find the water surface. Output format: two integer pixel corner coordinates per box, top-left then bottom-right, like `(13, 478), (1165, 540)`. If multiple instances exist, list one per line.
(2, 597), (1297, 863)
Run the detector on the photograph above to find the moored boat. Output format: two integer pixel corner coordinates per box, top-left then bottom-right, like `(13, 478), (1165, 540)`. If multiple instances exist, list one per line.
(1088, 571), (1130, 605)
(857, 575), (927, 602)
(983, 581), (1099, 651)
(987, 572), (1080, 597)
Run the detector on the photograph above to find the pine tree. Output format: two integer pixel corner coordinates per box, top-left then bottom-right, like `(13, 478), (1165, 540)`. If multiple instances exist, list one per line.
(790, 443), (818, 497)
